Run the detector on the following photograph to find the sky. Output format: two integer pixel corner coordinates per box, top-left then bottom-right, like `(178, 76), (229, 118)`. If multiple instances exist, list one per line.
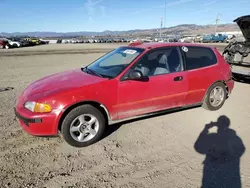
(0, 0), (250, 32)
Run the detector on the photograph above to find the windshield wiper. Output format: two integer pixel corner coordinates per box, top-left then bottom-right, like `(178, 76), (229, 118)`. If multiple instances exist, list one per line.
(82, 67), (113, 79)
(83, 67), (105, 78)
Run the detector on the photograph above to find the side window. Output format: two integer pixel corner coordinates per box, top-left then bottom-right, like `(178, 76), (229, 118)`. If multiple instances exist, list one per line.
(182, 46), (217, 70)
(130, 47), (183, 77)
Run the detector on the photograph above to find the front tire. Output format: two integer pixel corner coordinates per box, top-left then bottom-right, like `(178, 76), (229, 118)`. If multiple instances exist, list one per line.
(202, 82), (227, 111)
(61, 105), (106, 147)
(13, 44), (18, 48)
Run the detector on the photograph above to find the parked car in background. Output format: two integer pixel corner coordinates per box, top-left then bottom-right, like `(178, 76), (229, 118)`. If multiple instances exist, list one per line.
(178, 36), (195, 43)
(23, 38), (36, 46)
(15, 38), (34, 47)
(159, 38), (178, 42)
(194, 35), (203, 43)
(120, 38), (126, 42)
(99, 38), (104, 43)
(202, 34), (228, 43)
(129, 38), (140, 43)
(7, 38), (21, 48)
(222, 15), (250, 80)
(15, 42), (234, 147)
(31, 38), (41, 45)
(141, 38), (153, 43)
(0, 39), (9, 49)
(0, 38), (21, 48)
(56, 39), (63, 44)
(39, 39), (50, 44)
(0, 37), (48, 47)
(113, 38), (120, 43)
(83, 39), (89, 43)
(71, 39), (78, 44)
(124, 38), (131, 43)
(168, 38), (178, 42)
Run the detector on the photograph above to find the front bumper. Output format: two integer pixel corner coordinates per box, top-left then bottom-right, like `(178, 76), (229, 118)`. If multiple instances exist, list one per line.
(14, 107), (58, 136)
(14, 108), (42, 125)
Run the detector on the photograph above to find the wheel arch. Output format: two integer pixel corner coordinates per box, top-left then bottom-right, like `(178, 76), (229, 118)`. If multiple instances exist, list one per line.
(57, 100), (110, 131)
(202, 80), (229, 103)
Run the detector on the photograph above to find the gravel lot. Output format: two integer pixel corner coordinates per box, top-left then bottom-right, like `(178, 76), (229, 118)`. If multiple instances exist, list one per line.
(0, 44), (250, 188)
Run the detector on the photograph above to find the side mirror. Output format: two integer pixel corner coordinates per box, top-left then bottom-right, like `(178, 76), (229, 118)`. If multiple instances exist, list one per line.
(129, 70), (143, 80)
(127, 70), (148, 81)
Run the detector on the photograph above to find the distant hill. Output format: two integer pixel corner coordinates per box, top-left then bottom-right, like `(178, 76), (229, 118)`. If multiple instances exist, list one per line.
(0, 23), (240, 38)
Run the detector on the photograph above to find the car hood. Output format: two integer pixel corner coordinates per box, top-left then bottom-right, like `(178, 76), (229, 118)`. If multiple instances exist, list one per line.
(234, 15), (250, 42)
(23, 68), (106, 97)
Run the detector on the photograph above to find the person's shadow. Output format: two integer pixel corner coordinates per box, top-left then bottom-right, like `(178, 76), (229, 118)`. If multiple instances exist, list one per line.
(194, 115), (246, 188)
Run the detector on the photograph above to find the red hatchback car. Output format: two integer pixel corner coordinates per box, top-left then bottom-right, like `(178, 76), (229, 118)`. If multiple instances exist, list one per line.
(14, 42), (234, 147)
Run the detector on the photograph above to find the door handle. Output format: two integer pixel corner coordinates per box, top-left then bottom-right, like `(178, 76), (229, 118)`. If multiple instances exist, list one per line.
(174, 76), (183, 81)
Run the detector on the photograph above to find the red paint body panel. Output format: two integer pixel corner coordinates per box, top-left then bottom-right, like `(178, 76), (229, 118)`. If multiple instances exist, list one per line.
(15, 69), (117, 135)
(117, 72), (188, 119)
(15, 43), (235, 136)
(184, 48), (233, 105)
(185, 64), (220, 105)
(0, 40), (8, 48)
(225, 79), (234, 93)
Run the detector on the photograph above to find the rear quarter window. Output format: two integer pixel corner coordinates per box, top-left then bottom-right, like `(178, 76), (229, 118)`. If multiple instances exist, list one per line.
(183, 46), (217, 70)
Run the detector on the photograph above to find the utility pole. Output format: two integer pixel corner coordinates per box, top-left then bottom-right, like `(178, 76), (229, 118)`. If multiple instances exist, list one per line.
(214, 13), (220, 34)
(160, 17), (163, 39)
(164, 0), (167, 28)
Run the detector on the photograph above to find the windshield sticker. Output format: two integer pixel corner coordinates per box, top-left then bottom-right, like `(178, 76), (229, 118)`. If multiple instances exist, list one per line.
(182, 46), (188, 52)
(123, 49), (137, 54)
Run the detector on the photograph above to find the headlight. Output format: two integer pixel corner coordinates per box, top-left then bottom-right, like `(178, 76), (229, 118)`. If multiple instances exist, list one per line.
(24, 101), (52, 113)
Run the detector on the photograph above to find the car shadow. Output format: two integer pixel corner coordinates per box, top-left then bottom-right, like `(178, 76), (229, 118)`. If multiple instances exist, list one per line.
(194, 115), (246, 188)
(102, 105), (201, 140)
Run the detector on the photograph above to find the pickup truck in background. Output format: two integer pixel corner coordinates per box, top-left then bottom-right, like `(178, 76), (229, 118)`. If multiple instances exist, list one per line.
(202, 34), (228, 43)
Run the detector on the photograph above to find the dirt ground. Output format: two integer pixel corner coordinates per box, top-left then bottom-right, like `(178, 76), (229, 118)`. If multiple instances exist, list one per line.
(0, 43), (227, 56)
(0, 44), (250, 188)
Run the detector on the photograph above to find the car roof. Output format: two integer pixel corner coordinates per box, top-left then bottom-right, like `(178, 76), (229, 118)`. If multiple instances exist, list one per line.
(128, 42), (214, 50)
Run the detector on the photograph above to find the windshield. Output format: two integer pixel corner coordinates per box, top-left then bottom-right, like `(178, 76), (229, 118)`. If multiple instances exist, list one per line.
(83, 47), (144, 78)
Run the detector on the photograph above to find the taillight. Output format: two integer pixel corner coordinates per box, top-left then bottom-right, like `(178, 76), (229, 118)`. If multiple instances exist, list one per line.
(229, 66), (232, 79)
(224, 62), (233, 80)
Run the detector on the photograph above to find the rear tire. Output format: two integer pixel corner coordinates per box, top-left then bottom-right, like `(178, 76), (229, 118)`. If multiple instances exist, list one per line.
(61, 104), (106, 147)
(202, 82), (227, 111)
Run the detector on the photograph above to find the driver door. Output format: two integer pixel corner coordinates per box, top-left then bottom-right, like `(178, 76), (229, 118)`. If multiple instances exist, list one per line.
(116, 47), (188, 120)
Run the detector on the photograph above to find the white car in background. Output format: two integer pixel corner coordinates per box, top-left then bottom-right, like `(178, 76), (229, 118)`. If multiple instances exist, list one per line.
(178, 36), (195, 43)
(0, 38), (21, 49)
(129, 39), (140, 43)
(194, 36), (203, 43)
(7, 39), (21, 48)
(88, 39), (94, 43)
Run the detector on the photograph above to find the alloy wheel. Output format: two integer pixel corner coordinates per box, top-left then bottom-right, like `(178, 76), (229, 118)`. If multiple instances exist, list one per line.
(69, 114), (99, 142)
